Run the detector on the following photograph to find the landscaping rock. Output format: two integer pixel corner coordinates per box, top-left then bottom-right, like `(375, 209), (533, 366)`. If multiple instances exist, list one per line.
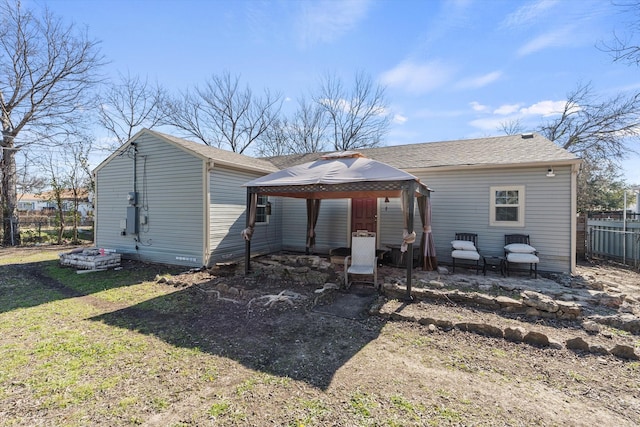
(523, 331), (550, 347)
(609, 344), (639, 360)
(522, 290), (560, 313)
(566, 337), (590, 351)
(504, 326), (526, 342)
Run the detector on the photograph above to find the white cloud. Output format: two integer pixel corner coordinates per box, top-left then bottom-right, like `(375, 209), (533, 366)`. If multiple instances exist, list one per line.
(469, 101), (488, 112)
(393, 114), (408, 124)
(517, 25), (576, 56)
(468, 99), (577, 133)
(501, 0), (559, 29)
(469, 117), (509, 131)
(494, 103), (522, 115)
(379, 60), (454, 94)
(296, 0), (371, 48)
(455, 71), (503, 89)
(519, 100), (571, 116)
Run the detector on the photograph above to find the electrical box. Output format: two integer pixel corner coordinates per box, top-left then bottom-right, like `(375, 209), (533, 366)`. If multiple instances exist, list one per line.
(127, 192), (138, 206)
(120, 219), (127, 231)
(126, 206), (139, 234)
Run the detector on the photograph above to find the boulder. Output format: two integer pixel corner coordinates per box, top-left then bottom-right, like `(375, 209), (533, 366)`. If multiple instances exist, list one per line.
(523, 331), (550, 347)
(504, 326), (526, 342)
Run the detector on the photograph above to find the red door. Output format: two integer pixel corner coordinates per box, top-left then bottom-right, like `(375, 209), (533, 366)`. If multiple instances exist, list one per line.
(351, 198), (377, 233)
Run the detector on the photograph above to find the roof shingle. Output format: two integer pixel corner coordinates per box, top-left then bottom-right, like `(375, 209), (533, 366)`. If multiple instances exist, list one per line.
(266, 133), (579, 170)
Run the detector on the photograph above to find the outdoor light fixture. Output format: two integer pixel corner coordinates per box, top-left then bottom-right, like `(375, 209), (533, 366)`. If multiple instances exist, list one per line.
(546, 168), (555, 177)
(384, 197), (390, 211)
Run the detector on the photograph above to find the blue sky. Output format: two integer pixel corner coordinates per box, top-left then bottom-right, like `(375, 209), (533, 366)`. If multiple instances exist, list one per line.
(33, 0), (640, 184)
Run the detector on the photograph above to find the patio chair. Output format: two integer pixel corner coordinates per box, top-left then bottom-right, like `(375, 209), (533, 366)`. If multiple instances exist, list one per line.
(344, 231), (378, 290)
(504, 234), (539, 278)
(451, 233), (481, 274)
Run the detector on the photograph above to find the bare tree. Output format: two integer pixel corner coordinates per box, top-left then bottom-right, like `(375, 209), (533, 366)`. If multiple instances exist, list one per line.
(16, 151), (46, 197)
(599, 1), (640, 66)
(256, 117), (292, 157)
(313, 71), (390, 151)
(498, 118), (525, 135)
(64, 137), (92, 243)
(538, 82), (640, 212)
(538, 82), (640, 166)
(40, 149), (66, 244)
(166, 71), (282, 154)
(98, 72), (167, 149)
(257, 96), (328, 157)
(288, 96), (328, 153)
(0, 0), (104, 245)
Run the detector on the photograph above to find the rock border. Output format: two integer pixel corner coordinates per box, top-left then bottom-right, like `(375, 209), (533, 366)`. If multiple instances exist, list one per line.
(374, 288), (639, 361)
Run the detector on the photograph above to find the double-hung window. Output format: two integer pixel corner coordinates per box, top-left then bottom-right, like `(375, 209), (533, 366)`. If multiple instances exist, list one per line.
(256, 195), (269, 224)
(490, 186), (525, 227)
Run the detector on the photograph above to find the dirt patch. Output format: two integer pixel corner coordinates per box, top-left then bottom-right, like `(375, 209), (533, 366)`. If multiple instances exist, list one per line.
(1, 250), (639, 425)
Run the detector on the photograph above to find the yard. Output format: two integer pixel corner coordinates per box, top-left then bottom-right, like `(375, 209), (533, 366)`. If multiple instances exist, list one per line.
(0, 246), (638, 426)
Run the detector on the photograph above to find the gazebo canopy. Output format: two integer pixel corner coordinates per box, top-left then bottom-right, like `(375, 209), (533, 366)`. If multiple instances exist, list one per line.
(242, 151), (433, 300)
(243, 151), (430, 199)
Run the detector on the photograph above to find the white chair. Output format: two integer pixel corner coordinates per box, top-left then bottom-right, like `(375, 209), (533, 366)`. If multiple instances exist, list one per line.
(504, 234), (539, 278)
(451, 233), (481, 274)
(344, 231), (377, 290)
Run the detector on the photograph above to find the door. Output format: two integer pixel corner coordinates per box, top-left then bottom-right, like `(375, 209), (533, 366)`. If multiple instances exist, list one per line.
(351, 198), (377, 233)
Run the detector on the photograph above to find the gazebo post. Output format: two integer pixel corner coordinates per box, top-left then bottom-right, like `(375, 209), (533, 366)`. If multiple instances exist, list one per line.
(405, 182), (415, 302)
(244, 190), (251, 275)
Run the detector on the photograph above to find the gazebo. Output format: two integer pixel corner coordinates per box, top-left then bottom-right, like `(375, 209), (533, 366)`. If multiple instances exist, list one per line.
(241, 152), (434, 300)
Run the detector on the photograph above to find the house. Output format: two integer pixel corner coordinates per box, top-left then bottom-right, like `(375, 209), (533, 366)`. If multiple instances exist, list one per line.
(267, 133), (580, 274)
(93, 129), (280, 266)
(94, 130), (580, 273)
(18, 190), (93, 219)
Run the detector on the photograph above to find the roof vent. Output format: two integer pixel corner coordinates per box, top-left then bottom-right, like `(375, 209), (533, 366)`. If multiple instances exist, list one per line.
(521, 133), (534, 139)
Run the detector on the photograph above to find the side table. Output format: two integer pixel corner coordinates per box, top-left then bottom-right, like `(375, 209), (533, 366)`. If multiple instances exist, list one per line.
(483, 256), (505, 276)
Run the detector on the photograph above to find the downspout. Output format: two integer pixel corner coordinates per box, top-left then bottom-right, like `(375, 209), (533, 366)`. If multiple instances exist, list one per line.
(570, 163), (578, 274)
(132, 141), (137, 203)
(203, 160), (213, 267)
(132, 141), (139, 247)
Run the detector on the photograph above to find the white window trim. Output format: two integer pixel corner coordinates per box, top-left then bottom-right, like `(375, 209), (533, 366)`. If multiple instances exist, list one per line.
(256, 195), (270, 225)
(489, 185), (525, 227)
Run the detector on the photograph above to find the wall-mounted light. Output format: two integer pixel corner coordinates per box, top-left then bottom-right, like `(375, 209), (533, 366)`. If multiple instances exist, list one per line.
(384, 197), (390, 211)
(266, 201), (272, 216)
(546, 168), (555, 177)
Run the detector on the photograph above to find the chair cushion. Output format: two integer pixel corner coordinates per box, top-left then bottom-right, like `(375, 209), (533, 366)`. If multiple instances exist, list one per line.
(504, 243), (536, 253)
(451, 240), (476, 251)
(507, 252), (539, 263)
(347, 265), (375, 275)
(451, 249), (480, 261)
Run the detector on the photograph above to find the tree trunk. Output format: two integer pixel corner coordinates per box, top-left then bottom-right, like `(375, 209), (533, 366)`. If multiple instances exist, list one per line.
(1, 144), (20, 246)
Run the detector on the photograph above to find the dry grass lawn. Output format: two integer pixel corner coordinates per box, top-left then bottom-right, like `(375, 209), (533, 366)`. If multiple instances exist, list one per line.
(0, 246), (638, 426)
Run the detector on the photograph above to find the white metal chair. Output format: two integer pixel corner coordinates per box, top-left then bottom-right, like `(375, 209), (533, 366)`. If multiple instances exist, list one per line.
(504, 234), (539, 278)
(451, 232), (481, 274)
(344, 231), (377, 290)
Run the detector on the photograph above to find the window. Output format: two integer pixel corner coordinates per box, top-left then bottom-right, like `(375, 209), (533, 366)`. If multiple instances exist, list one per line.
(490, 186), (525, 227)
(256, 195), (270, 224)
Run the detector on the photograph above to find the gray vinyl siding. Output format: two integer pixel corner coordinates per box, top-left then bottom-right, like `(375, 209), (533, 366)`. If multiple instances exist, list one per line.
(209, 167), (282, 264)
(95, 133), (205, 267)
(281, 198), (349, 253)
(282, 196), (410, 253)
(378, 197), (414, 248)
(413, 165), (573, 273)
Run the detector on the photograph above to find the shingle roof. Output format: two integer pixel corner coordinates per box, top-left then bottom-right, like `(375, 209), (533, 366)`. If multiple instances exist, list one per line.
(266, 133), (579, 170)
(146, 130), (280, 173)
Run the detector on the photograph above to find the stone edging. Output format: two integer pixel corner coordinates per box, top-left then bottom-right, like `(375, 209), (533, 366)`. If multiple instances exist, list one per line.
(377, 286), (639, 361)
